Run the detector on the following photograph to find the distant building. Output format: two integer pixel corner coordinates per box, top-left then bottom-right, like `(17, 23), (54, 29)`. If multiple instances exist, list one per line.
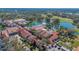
(14, 19), (28, 26)
(3, 20), (14, 27)
(14, 19), (26, 22)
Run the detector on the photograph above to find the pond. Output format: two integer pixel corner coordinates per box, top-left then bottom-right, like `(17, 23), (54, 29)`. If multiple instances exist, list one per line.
(59, 22), (76, 29)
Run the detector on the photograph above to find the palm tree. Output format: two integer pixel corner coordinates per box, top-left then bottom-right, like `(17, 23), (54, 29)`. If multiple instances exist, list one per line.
(41, 14), (47, 25)
(51, 18), (60, 31)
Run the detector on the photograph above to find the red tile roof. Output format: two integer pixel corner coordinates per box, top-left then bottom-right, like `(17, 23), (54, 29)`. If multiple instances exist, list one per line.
(18, 27), (39, 44)
(6, 27), (19, 34)
(48, 32), (59, 44)
(31, 27), (50, 38)
(19, 28), (31, 38)
(2, 30), (9, 39)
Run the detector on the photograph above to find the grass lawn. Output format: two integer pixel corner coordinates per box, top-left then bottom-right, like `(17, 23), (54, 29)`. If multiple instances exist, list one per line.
(57, 38), (79, 50)
(72, 40), (79, 47)
(75, 29), (79, 35)
(0, 23), (5, 30)
(52, 16), (73, 23)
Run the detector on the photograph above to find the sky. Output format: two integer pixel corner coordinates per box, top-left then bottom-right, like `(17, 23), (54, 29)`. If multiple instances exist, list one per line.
(0, 0), (79, 8)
